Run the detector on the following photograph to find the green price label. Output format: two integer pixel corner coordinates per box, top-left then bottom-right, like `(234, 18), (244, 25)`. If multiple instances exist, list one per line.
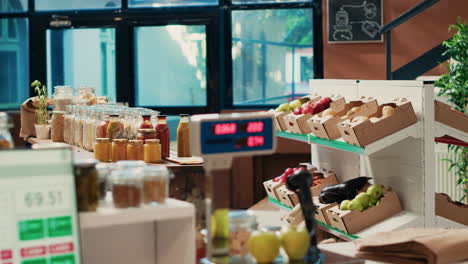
(18, 219), (45, 241)
(21, 258), (47, 264)
(50, 254), (76, 264)
(47, 216), (73, 238)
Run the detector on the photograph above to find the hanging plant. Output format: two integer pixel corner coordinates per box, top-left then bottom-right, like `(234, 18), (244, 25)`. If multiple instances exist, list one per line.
(435, 17), (468, 203)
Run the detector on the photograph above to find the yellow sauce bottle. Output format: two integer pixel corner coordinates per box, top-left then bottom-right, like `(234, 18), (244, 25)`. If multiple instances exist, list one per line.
(177, 114), (191, 157)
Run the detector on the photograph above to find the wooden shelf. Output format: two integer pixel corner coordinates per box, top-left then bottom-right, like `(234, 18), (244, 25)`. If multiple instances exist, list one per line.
(27, 138), (203, 168)
(277, 122), (421, 156)
(434, 122), (468, 147)
(80, 198), (195, 229)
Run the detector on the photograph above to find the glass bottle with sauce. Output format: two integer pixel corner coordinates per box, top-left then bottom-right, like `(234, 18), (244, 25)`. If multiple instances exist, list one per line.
(74, 159), (99, 212)
(94, 138), (112, 162)
(144, 139), (162, 163)
(155, 115), (170, 158)
(51, 111), (65, 142)
(97, 112), (110, 138)
(0, 112), (13, 149)
(107, 114), (123, 141)
(112, 139), (128, 162)
(140, 114), (153, 129)
(177, 114), (191, 157)
(143, 166), (169, 204)
(127, 140), (144, 160)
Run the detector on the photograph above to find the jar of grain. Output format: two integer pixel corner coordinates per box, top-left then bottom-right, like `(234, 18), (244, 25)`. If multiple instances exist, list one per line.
(51, 111), (65, 142)
(144, 139), (161, 163)
(143, 166), (169, 204)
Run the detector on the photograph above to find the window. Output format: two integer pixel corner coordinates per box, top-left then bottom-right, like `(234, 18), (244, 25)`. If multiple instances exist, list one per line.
(232, 9), (313, 105)
(46, 28), (116, 101)
(135, 25), (207, 107)
(0, 18), (28, 109)
(232, 0), (310, 4)
(35, 0), (121, 11)
(129, 0), (217, 8)
(0, 0), (27, 13)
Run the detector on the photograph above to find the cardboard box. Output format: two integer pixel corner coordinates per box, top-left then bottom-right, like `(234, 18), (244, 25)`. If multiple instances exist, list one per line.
(434, 100), (468, 134)
(435, 193), (468, 226)
(285, 96), (345, 135)
(325, 188), (402, 234)
(277, 170), (338, 208)
(267, 109), (290, 132)
(338, 98), (418, 147)
(263, 180), (285, 201)
(282, 204), (304, 225)
(309, 97), (378, 140)
(313, 197), (337, 225)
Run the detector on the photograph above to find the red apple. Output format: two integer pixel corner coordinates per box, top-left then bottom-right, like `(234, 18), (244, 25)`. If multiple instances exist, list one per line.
(302, 104), (313, 114)
(293, 107), (303, 115)
(284, 168), (294, 176)
(318, 97), (332, 108)
(312, 103), (325, 114)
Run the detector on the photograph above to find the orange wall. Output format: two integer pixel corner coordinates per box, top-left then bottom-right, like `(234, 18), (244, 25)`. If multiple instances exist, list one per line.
(323, 0), (468, 79)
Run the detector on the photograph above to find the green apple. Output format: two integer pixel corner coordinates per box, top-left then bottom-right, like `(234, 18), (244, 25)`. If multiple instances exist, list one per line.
(248, 231), (281, 263)
(370, 196), (379, 206)
(214, 209), (229, 239)
(277, 103), (291, 112)
(355, 192), (371, 209)
(376, 200), (381, 206)
(281, 225), (310, 261)
(367, 185), (384, 200)
(368, 203), (375, 208)
(289, 100), (302, 110)
(340, 200), (351, 210)
(348, 199), (365, 212)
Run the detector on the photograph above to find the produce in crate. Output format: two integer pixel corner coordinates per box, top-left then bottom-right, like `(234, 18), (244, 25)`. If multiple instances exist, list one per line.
(339, 184), (384, 212)
(319, 176), (370, 204)
(281, 225), (310, 261)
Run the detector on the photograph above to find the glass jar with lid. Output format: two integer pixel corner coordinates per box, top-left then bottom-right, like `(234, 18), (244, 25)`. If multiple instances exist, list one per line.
(94, 138), (112, 162)
(112, 161), (145, 208)
(107, 114), (123, 140)
(96, 163), (110, 201)
(0, 112), (13, 149)
(74, 106), (84, 147)
(97, 112), (110, 138)
(144, 139), (161, 163)
(84, 109), (96, 151)
(63, 106), (71, 144)
(53, 85), (73, 111)
(140, 114), (153, 129)
(74, 159), (99, 212)
(127, 140), (144, 160)
(78, 86), (95, 100)
(137, 128), (157, 143)
(143, 166), (169, 204)
(112, 139), (128, 162)
(228, 211), (258, 256)
(51, 111), (65, 142)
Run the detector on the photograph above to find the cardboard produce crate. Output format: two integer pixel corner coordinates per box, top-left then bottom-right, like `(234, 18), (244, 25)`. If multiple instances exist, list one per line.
(282, 204), (304, 226)
(277, 170), (338, 208)
(285, 96), (345, 135)
(313, 197), (337, 225)
(267, 109), (290, 132)
(434, 100), (468, 134)
(325, 188), (402, 234)
(435, 193), (468, 226)
(338, 98), (417, 147)
(308, 97), (378, 140)
(263, 180), (285, 201)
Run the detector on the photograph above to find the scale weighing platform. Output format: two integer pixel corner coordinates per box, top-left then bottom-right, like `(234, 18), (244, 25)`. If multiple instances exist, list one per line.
(0, 148), (81, 264)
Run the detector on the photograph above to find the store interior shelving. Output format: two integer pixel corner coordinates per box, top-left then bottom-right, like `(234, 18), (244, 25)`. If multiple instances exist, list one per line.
(269, 79), (467, 241)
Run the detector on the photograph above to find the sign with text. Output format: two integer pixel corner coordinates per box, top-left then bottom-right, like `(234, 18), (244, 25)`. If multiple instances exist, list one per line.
(0, 149), (80, 264)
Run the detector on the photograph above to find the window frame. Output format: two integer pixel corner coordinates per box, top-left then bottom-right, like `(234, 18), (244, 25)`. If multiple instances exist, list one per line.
(0, 0), (322, 112)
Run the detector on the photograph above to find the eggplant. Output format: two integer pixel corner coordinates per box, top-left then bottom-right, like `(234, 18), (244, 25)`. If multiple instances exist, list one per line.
(319, 177), (371, 204)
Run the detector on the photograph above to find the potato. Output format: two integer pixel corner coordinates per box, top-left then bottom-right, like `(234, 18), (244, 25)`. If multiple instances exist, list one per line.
(322, 108), (336, 117)
(346, 106), (362, 116)
(341, 115), (349, 120)
(382, 106), (395, 118)
(352, 116), (368, 123)
(370, 117), (381, 123)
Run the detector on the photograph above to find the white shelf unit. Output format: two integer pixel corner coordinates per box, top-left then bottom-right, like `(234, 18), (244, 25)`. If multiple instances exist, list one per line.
(298, 79), (468, 237)
(79, 198), (195, 264)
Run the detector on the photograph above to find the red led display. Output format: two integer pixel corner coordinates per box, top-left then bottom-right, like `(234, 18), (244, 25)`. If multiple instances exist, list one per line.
(247, 136), (264, 147)
(246, 121), (264, 133)
(213, 123), (237, 135)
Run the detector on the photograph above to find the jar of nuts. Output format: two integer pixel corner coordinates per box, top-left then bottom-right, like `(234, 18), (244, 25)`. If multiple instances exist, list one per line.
(143, 166), (169, 204)
(228, 211), (258, 257)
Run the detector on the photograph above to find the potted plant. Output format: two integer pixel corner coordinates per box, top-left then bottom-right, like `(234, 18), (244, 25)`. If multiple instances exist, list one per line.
(435, 17), (468, 204)
(32, 80), (50, 139)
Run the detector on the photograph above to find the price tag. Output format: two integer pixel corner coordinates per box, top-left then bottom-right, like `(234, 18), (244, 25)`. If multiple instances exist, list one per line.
(15, 187), (70, 215)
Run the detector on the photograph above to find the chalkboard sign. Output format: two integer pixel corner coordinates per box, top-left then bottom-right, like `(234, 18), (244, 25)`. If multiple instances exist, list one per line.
(328, 0), (383, 43)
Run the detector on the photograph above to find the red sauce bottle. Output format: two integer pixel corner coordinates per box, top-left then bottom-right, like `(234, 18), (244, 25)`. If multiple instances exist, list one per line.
(140, 114), (153, 129)
(97, 114), (110, 138)
(155, 115), (170, 158)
